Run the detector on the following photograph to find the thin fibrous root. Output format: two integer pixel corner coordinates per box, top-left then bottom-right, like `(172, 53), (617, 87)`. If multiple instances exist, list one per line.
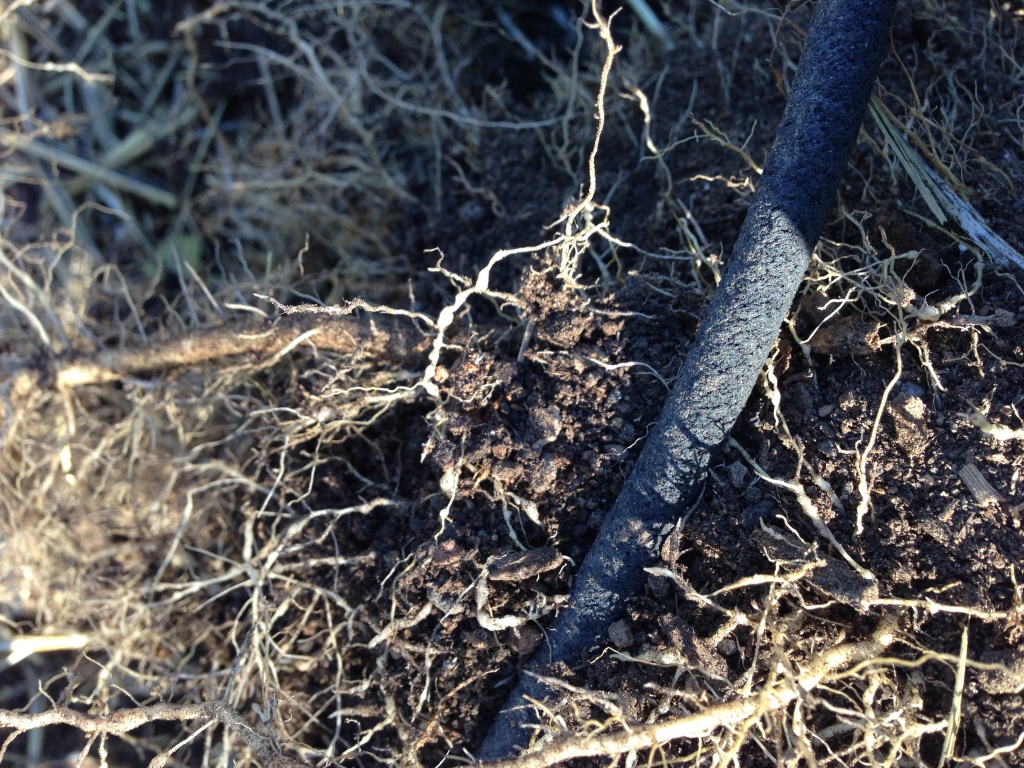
(0, 699), (309, 768)
(4, 313), (425, 399)
(475, 614), (900, 768)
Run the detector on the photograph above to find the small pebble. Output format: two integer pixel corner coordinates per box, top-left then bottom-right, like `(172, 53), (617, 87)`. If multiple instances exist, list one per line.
(608, 619), (633, 649)
(727, 461), (748, 489)
(716, 637), (738, 656)
(742, 500), (776, 529)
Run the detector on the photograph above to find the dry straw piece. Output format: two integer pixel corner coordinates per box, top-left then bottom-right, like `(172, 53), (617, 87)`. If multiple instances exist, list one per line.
(958, 462), (1005, 507)
(869, 97), (1024, 273)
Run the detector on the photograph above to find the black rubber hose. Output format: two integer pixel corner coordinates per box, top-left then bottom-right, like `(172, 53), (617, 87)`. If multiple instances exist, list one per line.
(477, 0), (897, 760)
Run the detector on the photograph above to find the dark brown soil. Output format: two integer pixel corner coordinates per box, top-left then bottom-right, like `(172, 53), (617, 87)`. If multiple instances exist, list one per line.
(276, 4), (1024, 761)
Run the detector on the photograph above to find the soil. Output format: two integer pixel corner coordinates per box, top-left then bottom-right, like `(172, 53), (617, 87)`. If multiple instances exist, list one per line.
(2, 1), (1024, 767)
